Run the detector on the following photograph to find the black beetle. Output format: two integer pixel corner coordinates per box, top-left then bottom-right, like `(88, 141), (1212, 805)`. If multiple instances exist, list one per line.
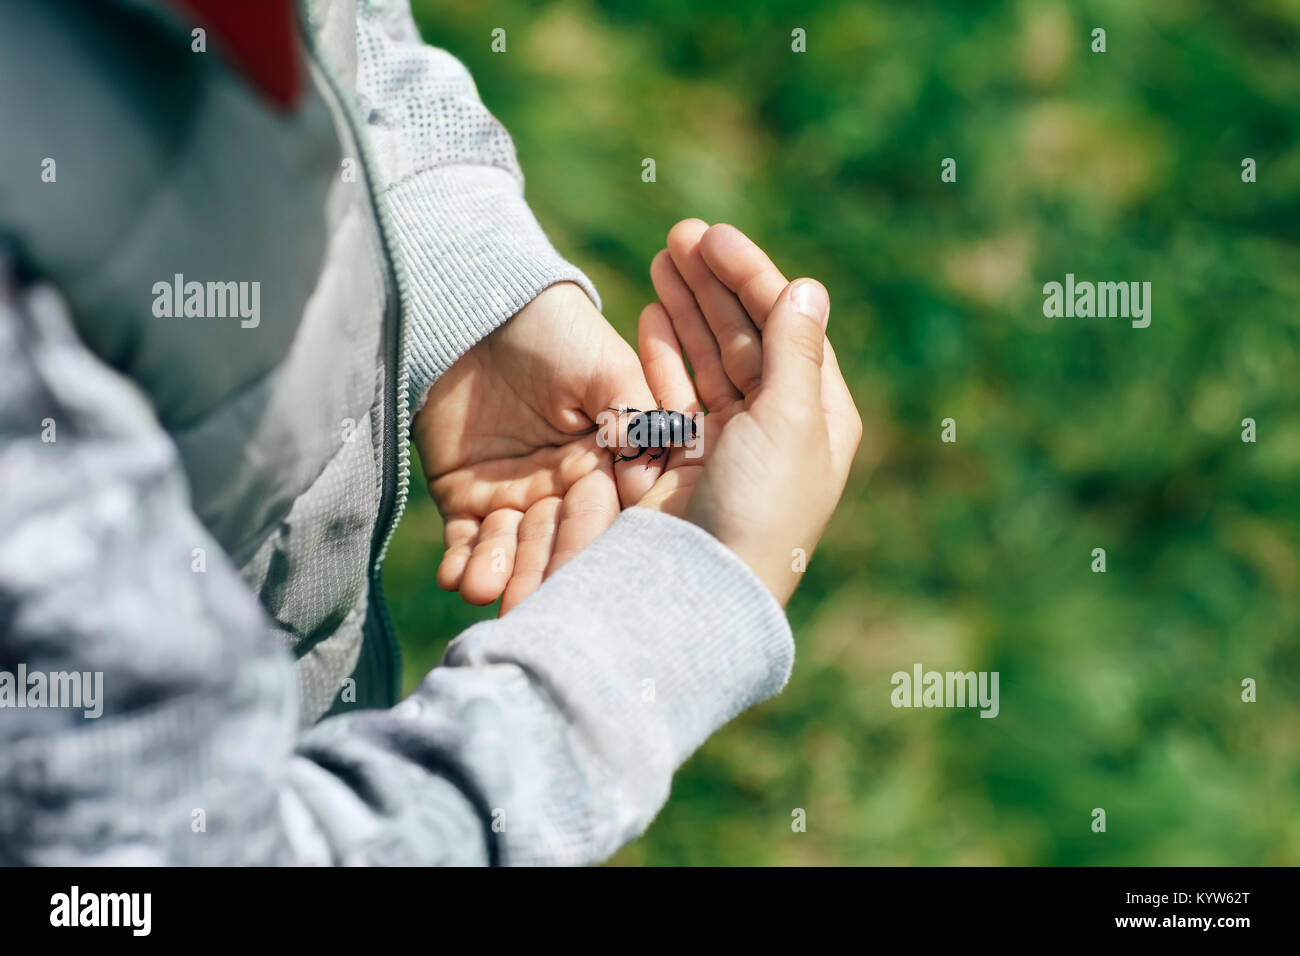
(607, 405), (699, 463)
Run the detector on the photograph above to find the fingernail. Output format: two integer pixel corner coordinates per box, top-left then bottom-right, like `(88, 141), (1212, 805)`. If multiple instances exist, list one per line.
(790, 280), (828, 326)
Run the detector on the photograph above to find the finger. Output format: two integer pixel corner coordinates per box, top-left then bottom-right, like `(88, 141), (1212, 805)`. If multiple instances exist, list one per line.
(500, 495), (563, 615)
(437, 516), (480, 591)
(698, 223), (788, 330)
(638, 301), (701, 413)
(460, 508), (525, 605)
(820, 336), (863, 479)
(758, 279), (829, 406)
(429, 435), (604, 518)
(545, 468), (619, 578)
(582, 338), (665, 506)
(633, 459), (702, 520)
(698, 224), (852, 465)
(650, 242), (741, 411)
(639, 301), (709, 470)
(613, 438), (661, 506)
(667, 220), (764, 397)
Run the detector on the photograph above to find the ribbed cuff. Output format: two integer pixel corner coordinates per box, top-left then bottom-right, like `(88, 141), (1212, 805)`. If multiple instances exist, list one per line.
(447, 506), (795, 768)
(382, 165), (602, 414)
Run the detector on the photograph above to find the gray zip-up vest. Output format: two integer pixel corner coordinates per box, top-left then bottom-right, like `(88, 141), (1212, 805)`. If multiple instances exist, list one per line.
(0, 0), (407, 721)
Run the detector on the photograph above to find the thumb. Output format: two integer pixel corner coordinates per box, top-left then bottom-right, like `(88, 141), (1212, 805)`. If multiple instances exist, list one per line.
(760, 279), (829, 402)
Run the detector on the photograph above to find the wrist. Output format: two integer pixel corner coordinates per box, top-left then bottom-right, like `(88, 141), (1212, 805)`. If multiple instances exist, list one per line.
(525, 279), (597, 318)
(705, 533), (800, 607)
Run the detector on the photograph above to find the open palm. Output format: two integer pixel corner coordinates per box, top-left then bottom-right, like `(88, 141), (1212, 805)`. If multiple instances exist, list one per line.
(413, 282), (661, 613)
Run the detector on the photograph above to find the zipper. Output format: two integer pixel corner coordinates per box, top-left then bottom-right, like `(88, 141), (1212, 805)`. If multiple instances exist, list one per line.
(297, 0), (412, 702)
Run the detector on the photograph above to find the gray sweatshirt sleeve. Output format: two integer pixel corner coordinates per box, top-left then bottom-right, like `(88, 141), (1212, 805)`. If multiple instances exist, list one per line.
(0, 269), (794, 866)
(353, 0), (603, 412)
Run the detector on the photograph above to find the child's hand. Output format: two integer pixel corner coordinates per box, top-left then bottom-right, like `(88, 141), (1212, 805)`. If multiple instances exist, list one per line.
(635, 220), (862, 605)
(414, 282), (664, 613)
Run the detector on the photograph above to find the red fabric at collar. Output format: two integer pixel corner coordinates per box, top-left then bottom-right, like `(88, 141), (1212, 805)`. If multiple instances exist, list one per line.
(165, 0), (304, 110)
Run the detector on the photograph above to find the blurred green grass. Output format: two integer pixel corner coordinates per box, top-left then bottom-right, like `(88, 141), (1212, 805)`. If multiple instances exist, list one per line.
(384, 0), (1300, 864)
